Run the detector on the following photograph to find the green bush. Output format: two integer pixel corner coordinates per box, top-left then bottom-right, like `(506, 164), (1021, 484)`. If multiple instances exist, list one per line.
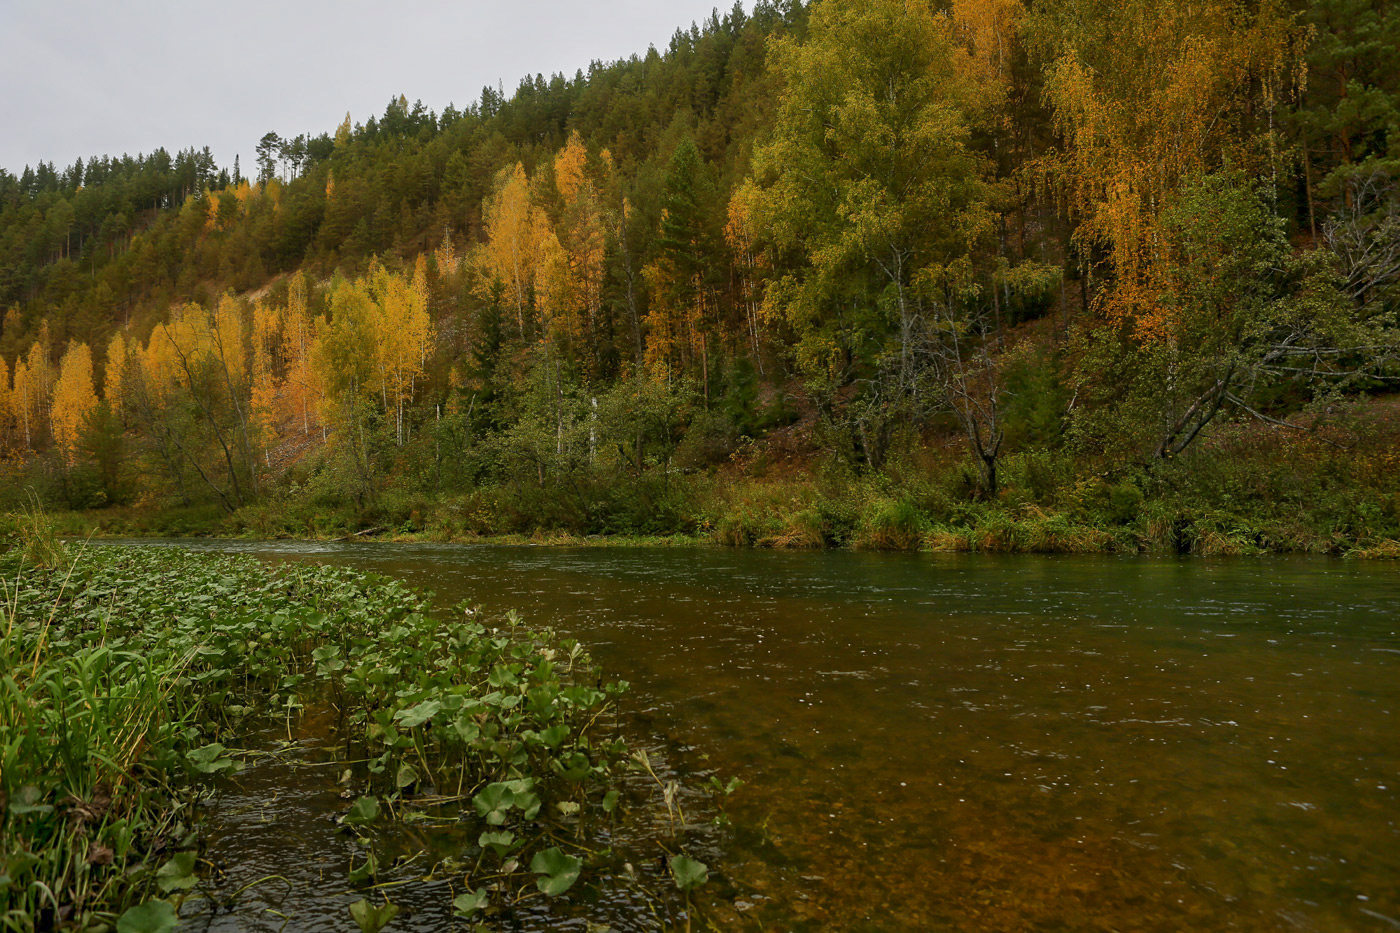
(854, 499), (928, 550)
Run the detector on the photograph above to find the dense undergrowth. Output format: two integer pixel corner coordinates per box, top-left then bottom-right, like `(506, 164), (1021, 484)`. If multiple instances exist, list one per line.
(0, 538), (715, 932)
(21, 405), (1400, 559)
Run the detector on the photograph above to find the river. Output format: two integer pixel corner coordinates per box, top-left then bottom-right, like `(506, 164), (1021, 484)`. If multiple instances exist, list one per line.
(132, 541), (1400, 931)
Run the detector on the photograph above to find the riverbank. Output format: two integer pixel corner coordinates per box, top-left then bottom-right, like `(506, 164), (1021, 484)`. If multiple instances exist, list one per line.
(19, 493), (1400, 559)
(8, 384), (1400, 560)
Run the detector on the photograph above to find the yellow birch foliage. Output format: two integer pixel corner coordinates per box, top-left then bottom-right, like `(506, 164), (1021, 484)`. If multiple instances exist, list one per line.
(725, 183), (766, 359)
(12, 360), (37, 449)
(27, 322), (54, 402)
(1033, 0), (1306, 336)
(370, 262), (433, 442)
(477, 163), (552, 334)
(411, 254), (432, 368)
(549, 133), (608, 353)
(19, 328), (56, 446)
(213, 295), (247, 386)
(50, 341), (97, 463)
(554, 132), (589, 206)
(314, 264), (433, 444)
(281, 275), (320, 434)
(0, 356), (10, 446)
(311, 277), (376, 434)
(537, 232), (576, 344)
(104, 332), (128, 410)
(434, 232), (460, 277)
(250, 300), (282, 445)
(141, 312), (183, 401)
(951, 0), (1023, 88)
(144, 303), (224, 399)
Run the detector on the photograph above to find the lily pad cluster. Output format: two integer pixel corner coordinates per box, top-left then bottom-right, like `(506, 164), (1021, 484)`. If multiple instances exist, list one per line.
(1, 545), (713, 932)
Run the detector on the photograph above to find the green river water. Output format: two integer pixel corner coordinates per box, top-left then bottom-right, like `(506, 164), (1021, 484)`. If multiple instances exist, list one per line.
(132, 542), (1399, 932)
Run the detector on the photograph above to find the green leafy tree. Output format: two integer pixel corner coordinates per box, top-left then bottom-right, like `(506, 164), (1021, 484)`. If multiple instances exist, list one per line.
(1070, 173), (1383, 463)
(745, 0), (1008, 474)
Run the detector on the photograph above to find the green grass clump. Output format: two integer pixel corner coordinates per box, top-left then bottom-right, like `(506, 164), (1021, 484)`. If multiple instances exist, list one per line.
(9, 499), (67, 569)
(854, 499), (928, 551)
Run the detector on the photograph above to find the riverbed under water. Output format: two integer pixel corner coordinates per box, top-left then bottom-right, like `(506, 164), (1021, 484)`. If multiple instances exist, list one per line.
(129, 541), (1399, 931)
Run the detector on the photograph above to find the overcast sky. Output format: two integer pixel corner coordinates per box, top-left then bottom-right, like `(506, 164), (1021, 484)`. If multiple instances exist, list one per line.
(0, 0), (742, 177)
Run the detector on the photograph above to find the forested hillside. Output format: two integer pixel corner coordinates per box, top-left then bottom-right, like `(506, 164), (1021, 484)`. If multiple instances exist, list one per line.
(2, 0), (1398, 554)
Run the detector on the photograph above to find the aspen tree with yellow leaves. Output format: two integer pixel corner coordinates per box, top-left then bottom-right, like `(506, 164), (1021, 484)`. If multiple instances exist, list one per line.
(280, 273), (320, 436)
(371, 259), (433, 445)
(10, 359), (35, 451)
(1028, 0), (1308, 333)
(548, 133), (608, 367)
(131, 300), (260, 510)
(26, 324), (56, 436)
(103, 332), (128, 416)
(0, 356), (11, 450)
(250, 299), (282, 461)
(477, 163), (552, 337)
(50, 341), (97, 463)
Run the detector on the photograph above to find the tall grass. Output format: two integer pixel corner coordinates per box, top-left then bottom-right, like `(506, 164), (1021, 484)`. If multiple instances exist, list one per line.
(12, 496), (66, 569)
(0, 549), (205, 931)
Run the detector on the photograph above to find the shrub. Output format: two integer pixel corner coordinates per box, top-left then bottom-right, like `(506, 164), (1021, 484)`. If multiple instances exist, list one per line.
(855, 499), (927, 550)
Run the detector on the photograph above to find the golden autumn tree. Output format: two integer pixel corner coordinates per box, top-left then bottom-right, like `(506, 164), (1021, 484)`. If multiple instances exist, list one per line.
(213, 294), (259, 494)
(536, 231), (574, 348)
(725, 183), (766, 368)
(280, 273), (320, 435)
(139, 300), (260, 508)
(311, 275), (380, 505)
(370, 259), (433, 445)
(10, 358), (35, 449)
(950, 0), (1023, 89)
(50, 341), (98, 463)
(1029, 0), (1307, 335)
(477, 163), (552, 335)
(0, 356), (11, 449)
(25, 324), (56, 443)
(104, 332), (128, 416)
(312, 263), (433, 449)
(250, 299), (283, 458)
(546, 132), (609, 366)
(7, 329), (56, 451)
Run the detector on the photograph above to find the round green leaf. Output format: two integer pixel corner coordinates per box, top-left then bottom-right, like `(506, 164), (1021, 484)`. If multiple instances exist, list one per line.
(116, 900), (179, 933)
(452, 887), (489, 916)
(530, 847), (582, 896)
(670, 854), (709, 891)
(343, 796), (380, 826)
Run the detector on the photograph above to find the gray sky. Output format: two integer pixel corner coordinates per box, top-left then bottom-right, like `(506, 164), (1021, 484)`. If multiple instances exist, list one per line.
(0, 0), (741, 177)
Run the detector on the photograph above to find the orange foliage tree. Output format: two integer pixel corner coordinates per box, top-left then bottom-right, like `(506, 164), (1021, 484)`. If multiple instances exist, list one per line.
(1029, 0), (1308, 335)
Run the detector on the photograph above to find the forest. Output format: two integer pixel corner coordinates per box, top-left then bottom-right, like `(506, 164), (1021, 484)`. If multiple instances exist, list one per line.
(2, 0), (1399, 555)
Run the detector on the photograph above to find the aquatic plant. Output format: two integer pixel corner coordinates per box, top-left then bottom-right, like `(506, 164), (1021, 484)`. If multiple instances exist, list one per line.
(0, 545), (713, 931)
